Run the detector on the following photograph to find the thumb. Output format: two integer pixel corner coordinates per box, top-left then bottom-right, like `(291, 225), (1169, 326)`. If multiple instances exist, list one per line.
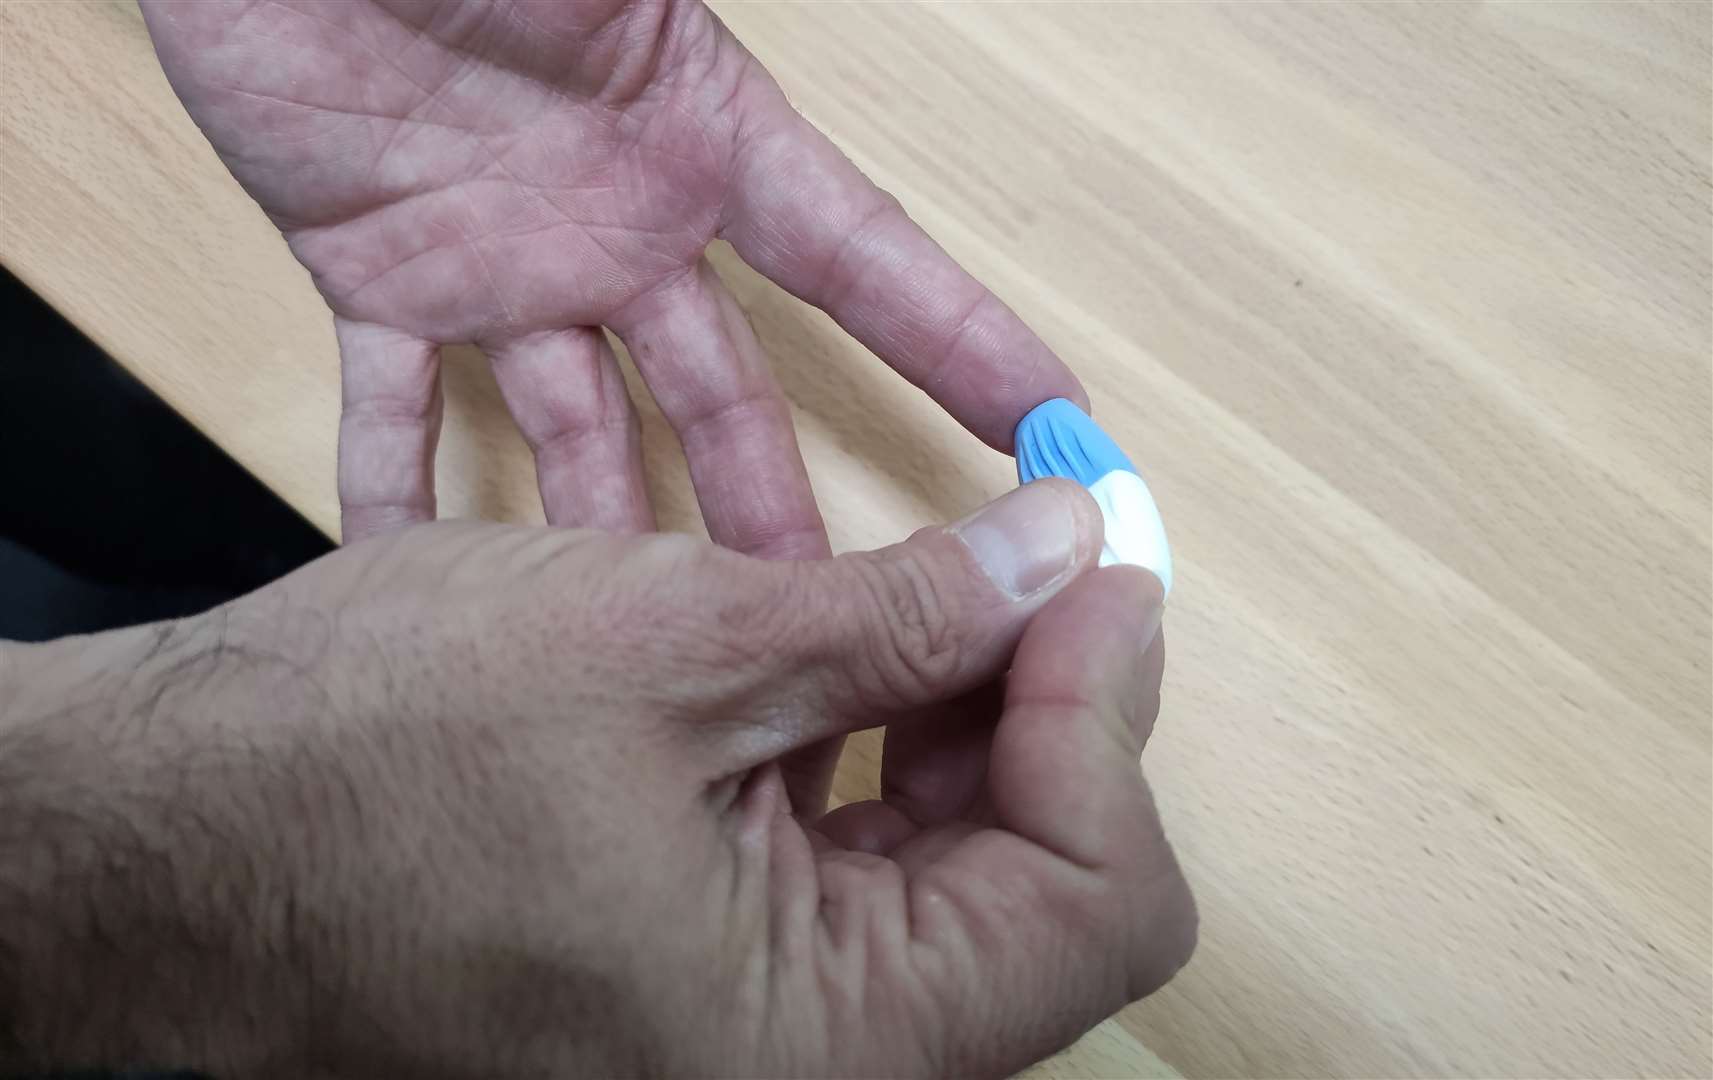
(777, 479), (1103, 743)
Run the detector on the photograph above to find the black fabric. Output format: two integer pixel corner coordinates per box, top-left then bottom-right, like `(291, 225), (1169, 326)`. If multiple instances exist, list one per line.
(0, 265), (332, 640)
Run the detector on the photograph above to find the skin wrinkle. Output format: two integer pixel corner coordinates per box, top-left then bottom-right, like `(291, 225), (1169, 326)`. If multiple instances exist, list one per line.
(331, 212), (607, 311)
(356, 90), (456, 208)
(284, 183), (450, 245)
(339, 388), (439, 426)
(846, 552), (962, 713)
(710, 47), (759, 134)
(531, 1), (634, 92)
(925, 289), (1006, 400)
(715, 80), (777, 235)
(359, 61), (527, 325)
(431, 98), (565, 334)
(729, 520), (829, 562)
(627, 0), (705, 109)
(452, 182), (516, 330)
(376, 1), (516, 97)
(267, 0), (449, 104)
(675, 386), (782, 449)
(649, 34), (744, 185)
(45, 1), (1179, 1065)
(244, 5), (473, 208)
(526, 407), (634, 468)
(403, 32), (494, 123)
(718, 772), (775, 1064)
(219, 0), (274, 56)
(262, 19), (637, 300)
(815, 198), (908, 324)
(890, 934), (953, 1078)
(329, 238), (457, 313)
(221, 85), (484, 137)
(910, 853), (1048, 1060)
(717, 124), (794, 236)
(152, 0), (1088, 554)
(335, 344), (443, 519)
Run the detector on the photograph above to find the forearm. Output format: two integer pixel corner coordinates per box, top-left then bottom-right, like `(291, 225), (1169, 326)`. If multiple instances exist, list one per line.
(2, 595), (632, 1079)
(0, 621), (282, 1074)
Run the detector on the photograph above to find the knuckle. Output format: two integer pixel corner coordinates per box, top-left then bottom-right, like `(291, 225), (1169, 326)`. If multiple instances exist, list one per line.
(625, 539), (801, 677)
(848, 553), (963, 705)
(701, 561), (806, 671)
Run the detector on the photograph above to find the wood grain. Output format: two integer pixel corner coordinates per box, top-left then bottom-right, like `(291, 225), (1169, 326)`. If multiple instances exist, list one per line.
(2, 2), (1708, 1076)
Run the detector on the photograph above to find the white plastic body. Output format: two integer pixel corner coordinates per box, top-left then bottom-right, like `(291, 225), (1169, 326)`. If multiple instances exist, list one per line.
(1087, 470), (1173, 597)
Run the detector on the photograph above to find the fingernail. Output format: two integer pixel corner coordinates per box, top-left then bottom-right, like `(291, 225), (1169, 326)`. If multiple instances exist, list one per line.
(952, 483), (1084, 600)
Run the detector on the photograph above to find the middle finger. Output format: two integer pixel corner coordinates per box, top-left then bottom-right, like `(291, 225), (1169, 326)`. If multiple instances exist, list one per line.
(608, 259), (829, 561)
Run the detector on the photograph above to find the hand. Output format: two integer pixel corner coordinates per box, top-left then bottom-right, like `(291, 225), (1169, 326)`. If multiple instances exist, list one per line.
(1, 482), (1193, 1077)
(139, 0), (1086, 548)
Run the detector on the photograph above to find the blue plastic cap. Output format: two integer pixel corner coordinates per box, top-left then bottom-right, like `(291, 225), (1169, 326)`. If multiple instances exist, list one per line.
(1014, 398), (1136, 486)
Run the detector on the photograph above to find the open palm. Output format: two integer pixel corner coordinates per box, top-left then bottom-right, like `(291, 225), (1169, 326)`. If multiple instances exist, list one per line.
(142, 0), (1084, 550)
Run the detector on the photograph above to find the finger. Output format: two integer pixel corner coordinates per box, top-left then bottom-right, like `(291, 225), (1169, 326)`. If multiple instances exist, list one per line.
(608, 261), (829, 561)
(853, 580), (1159, 836)
(878, 681), (1005, 827)
(989, 564), (1170, 868)
(909, 568), (1191, 1073)
(606, 260), (835, 811)
(723, 480), (1103, 763)
(993, 564), (1194, 999)
(485, 328), (654, 532)
(336, 318), (442, 543)
(813, 798), (917, 857)
(1134, 626), (1167, 749)
(723, 90), (1086, 452)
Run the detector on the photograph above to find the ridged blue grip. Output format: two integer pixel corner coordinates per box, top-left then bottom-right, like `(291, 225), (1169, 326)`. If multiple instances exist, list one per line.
(1014, 398), (1136, 486)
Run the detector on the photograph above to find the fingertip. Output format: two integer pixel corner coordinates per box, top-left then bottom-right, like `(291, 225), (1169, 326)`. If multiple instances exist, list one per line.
(1095, 563), (1168, 621)
(815, 799), (916, 856)
(976, 362), (1091, 454)
(1064, 379), (1093, 415)
(995, 376), (1093, 455)
(1013, 564), (1164, 681)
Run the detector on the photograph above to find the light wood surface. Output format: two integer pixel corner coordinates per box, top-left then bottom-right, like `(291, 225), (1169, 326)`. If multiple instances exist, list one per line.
(3, 2), (1709, 1076)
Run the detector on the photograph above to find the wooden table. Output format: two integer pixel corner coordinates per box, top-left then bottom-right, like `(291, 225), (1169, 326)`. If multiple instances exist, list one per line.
(4, 2), (1709, 1076)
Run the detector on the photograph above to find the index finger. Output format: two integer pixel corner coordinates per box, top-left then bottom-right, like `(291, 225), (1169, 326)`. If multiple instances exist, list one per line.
(989, 565), (1172, 868)
(883, 567), (1192, 1073)
(722, 84), (1087, 452)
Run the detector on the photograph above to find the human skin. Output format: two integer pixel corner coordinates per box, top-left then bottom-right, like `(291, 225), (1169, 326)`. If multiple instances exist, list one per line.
(139, 0), (1091, 813)
(138, 0), (1087, 549)
(0, 481), (1194, 1077)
